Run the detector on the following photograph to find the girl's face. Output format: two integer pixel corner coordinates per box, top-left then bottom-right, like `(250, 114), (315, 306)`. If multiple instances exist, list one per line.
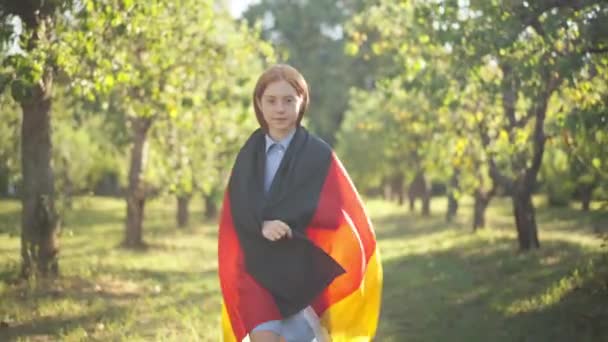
(259, 80), (303, 136)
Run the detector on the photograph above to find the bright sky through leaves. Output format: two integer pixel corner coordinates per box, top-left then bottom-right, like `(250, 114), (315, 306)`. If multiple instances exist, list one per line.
(229, 0), (260, 18)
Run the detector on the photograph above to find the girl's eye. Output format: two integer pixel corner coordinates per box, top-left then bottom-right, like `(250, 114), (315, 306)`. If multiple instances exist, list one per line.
(286, 98), (293, 103)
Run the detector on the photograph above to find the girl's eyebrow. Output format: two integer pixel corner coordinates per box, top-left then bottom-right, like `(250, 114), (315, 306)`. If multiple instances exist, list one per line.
(264, 94), (295, 98)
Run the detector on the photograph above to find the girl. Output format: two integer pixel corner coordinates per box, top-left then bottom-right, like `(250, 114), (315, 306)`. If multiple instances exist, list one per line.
(219, 64), (382, 342)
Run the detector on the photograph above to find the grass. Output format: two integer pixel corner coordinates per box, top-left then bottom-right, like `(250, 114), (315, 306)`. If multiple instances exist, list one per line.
(1, 195), (607, 341)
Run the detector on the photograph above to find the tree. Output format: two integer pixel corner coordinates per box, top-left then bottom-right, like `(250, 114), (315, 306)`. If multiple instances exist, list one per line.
(0, 0), (75, 277)
(149, 65), (263, 227)
(560, 56), (608, 210)
(71, 0), (274, 240)
(244, 0), (384, 145)
(337, 78), (441, 216)
(348, 0), (608, 250)
(51, 89), (125, 211)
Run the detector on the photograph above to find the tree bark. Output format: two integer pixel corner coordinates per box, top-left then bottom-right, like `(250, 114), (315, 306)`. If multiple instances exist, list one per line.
(176, 195), (190, 228)
(446, 194), (458, 222)
(0, 164), (8, 197)
(473, 196), (486, 231)
(20, 77), (60, 278)
(204, 194), (218, 220)
(580, 183), (594, 212)
(473, 188), (493, 231)
(446, 169), (460, 222)
(408, 171), (430, 215)
(11, 0), (61, 279)
(124, 117), (152, 248)
(392, 173), (405, 206)
(408, 194), (415, 212)
(512, 185), (540, 250)
(383, 181), (392, 201)
(422, 191), (431, 216)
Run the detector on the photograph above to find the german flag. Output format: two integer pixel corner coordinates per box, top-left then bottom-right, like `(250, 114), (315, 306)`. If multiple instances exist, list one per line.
(218, 127), (382, 341)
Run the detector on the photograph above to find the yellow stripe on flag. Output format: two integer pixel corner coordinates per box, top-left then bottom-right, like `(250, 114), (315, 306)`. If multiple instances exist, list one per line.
(221, 300), (238, 342)
(320, 248), (383, 341)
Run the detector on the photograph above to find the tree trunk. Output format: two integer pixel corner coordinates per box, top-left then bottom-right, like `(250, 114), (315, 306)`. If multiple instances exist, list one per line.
(473, 197), (486, 231)
(493, 61), (552, 251)
(446, 194), (458, 222)
(20, 79), (60, 278)
(472, 180), (496, 232)
(408, 171), (430, 215)
(0, 164), (8, 197)
(383, 179), (392, 201)
(473, 189), (489, 231)
(446, 169), (460, 222)
(177, 195), (190, 228)
(124, 117), (152, 248)
(512, 187), (540, 250)
(204, 193), (218, 220)
(408, 195), (415, 212)
(392, 173), (404, 206)
(422, 191), (431, 216)
(580, 183), (594, 212)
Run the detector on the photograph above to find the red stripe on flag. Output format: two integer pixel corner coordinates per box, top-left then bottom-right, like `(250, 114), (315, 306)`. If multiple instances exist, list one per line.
(218, 194), (282, 340)
(307, 154), (377, 316)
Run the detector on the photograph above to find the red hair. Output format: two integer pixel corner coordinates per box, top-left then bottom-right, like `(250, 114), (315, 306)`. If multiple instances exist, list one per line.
(253, 64), (310, 131)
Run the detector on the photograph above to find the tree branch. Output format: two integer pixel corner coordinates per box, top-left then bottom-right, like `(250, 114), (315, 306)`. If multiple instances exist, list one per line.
(475, 110), (514, 189)
(525, 65), (561, 187)
(500, 62), (518, 130)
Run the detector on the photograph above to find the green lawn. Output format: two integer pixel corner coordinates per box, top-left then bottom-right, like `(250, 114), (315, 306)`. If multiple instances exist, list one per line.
(1, 195), (607, 341)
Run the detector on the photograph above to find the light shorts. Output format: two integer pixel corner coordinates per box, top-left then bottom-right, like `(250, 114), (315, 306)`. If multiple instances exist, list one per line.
(251, 307), (317, 342)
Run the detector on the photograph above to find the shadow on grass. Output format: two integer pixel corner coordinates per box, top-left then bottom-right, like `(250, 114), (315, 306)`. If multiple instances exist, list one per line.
(376, 234), (608, 342)
(0, 269), (219, 341)
(535, 205), (608, 234)
(1, 197), (210, 234)
(373, 211), (466, 241)
(91, 265), (217, 284)
(0, 306), (128, 341)
(373, 198), (608, 243)
(1, 276), (141, 305)
(62, 208), (125, 229)
(502, 270), (608, 342)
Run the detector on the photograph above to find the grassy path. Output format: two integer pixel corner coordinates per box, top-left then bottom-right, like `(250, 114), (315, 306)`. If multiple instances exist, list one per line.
(1, 196), (607, 341)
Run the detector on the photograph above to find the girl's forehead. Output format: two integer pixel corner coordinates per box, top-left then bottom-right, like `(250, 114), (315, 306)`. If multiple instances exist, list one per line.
(263, 80), (298, 97)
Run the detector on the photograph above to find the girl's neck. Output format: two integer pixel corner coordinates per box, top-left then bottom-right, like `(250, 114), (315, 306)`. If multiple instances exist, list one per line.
(268, 127), (296, 142)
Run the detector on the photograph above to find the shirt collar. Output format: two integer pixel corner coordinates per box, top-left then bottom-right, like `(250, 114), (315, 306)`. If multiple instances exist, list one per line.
(265, 128), (296, 153)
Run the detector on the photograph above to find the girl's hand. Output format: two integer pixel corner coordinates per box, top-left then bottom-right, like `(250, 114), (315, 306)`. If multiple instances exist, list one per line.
(261, 220), (293, 241)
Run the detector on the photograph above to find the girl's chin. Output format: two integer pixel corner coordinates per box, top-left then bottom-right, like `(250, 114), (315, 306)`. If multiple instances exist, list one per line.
(270, 123), (295, 131)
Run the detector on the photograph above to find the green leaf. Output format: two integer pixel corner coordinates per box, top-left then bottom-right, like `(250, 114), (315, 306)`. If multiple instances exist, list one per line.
(0, 73), (13, 94)
(345, 42), (359, 56)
